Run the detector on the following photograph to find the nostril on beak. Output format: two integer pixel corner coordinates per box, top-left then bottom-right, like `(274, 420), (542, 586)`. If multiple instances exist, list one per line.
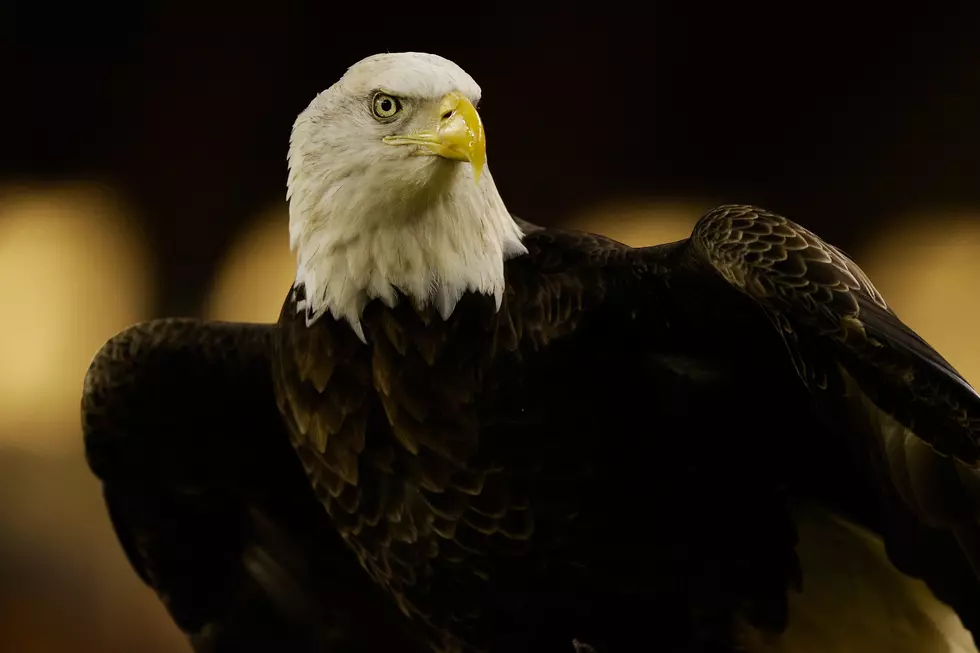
(441, 111), (453, 121)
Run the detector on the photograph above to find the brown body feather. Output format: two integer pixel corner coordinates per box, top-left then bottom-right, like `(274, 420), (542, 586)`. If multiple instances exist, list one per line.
(84, 206), (980, 653)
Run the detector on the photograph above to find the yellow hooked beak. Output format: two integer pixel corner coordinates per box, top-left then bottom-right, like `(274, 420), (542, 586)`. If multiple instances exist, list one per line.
(382, 91), (486, 183)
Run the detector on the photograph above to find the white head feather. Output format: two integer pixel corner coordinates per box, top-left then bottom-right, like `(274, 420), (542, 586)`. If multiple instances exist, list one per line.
(286, 52), (527, 341)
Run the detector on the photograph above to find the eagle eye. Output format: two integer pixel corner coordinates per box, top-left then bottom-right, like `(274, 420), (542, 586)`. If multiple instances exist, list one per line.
(372, 93), (402, 119)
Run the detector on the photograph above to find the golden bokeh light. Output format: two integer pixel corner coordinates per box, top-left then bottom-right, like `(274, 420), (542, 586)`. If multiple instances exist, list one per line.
(0, 183), (152, 452)
(857, 210), (980, 387)
(204, 205), (295, 323)
(0, 182), (189, 653)
(563, 197), (715, 246)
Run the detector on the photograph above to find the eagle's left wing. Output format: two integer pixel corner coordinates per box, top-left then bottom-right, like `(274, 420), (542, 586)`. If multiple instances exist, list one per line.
(688, 203), (980, 633)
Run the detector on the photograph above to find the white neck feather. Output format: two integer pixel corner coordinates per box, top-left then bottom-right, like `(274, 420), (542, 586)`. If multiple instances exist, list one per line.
(287, 161), (526, 342)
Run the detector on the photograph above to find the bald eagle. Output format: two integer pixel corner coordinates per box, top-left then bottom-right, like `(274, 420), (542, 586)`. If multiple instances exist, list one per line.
(83, 52), (980, 653)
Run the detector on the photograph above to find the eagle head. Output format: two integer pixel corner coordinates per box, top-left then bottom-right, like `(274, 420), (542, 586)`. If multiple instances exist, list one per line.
(286, 52), (526, 341)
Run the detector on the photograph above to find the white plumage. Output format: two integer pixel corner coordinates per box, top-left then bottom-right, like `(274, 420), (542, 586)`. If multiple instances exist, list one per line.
(286, 52), (525, 341)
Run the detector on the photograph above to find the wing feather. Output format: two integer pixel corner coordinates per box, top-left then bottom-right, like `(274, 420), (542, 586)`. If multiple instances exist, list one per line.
(82, 318), (428, 652)
(690, 204), (980, 638)
(691, 204), (980, 464)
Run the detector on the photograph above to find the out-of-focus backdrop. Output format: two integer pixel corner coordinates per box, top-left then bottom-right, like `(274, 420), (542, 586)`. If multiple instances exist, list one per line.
(3, 4), (980, 651)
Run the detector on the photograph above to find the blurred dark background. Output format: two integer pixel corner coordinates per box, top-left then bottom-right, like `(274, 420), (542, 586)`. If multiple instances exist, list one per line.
(2, 3), (980, 651)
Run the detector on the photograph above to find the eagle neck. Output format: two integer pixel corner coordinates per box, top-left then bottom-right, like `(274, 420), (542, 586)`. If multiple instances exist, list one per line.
(289, 166), (527, 342)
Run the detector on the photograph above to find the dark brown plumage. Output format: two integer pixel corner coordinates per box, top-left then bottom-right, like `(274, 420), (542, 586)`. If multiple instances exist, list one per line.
(83, 205), (980, 653)
(82, 320), (430, 653)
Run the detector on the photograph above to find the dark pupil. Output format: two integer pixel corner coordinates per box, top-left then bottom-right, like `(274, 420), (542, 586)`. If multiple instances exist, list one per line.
(380, 98), (393, 113)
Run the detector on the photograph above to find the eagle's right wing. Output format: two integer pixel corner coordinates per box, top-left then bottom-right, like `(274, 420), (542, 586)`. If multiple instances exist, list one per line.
(82, 318), (427, 653)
